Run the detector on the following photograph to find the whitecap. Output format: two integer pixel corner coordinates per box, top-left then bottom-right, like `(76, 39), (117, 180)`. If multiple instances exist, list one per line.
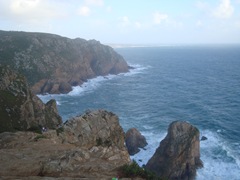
(197, 129), (240, 180)
(131, 131), (167, 167)
(68, 75), (114, 96)
(124, 63), (151, 76)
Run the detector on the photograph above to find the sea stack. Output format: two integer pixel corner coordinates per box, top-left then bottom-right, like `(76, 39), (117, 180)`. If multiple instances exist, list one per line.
(125, 128), (148, 155)
(146, 121), (203, 180)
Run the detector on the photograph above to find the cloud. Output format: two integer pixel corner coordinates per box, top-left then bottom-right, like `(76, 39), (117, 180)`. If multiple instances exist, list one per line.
(134, 22), (142, 29)
(106, 6), (112, 12)
(196, 20), (203, 27)
(196, 1), (209, 10)
(119, 16), (130, 27)
(0, 0), (67, 23)
(213, 0), (234, 18)
(84, 0), (103, 6)
(153, 12), (168, 24)
(78, 6), (90, 16)
(235, 20), (240, 28)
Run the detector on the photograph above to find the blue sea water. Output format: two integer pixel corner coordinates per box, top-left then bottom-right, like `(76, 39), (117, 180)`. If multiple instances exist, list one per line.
(39, 45), (240, 180)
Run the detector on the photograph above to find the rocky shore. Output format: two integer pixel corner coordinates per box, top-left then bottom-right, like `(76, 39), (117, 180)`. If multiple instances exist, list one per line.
(0, 31), (203, 179)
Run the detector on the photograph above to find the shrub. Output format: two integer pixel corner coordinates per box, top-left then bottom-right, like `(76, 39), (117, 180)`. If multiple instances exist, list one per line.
(119, 160), (161, 179)
(27, 126), (42, 134)
(34, 135), (47, 141)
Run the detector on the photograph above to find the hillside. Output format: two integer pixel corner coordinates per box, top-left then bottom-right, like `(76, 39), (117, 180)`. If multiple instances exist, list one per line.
(0, 30), (129, 94)
(0, 65), (62, 133)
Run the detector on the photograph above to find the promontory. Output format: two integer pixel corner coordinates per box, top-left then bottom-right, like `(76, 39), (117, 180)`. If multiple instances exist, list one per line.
(0, 30), (129, 94)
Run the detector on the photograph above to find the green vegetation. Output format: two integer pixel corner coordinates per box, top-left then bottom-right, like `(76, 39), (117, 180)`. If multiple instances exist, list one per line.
(119, 160), (162, 179)
(56, 127), (64, 136)
(34, 134), (47, 141)
(27, 126), (42, 134)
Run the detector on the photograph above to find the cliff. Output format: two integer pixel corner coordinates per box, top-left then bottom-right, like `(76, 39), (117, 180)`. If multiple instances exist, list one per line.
(146, 121), (203, 180)
(0, 65), (62, 133)
(0, 30), (129, 94)
(0, 110), (130, 179)
(0, 67), (130, 178)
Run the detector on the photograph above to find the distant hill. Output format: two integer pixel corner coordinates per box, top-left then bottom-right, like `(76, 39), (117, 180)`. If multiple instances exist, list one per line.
(0, 30), (129, 94)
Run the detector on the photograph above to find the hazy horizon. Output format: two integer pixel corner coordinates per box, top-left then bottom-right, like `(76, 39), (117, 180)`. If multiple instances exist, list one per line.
(0, 0), (240, 45)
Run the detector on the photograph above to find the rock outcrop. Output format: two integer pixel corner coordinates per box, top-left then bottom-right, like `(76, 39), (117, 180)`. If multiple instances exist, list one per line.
(0, 30), (130, 94)
(146, 121), (203, 180)
(0, 110), (130, 179)
(125, 128), (148, 155)
(0, 65), (62, 133)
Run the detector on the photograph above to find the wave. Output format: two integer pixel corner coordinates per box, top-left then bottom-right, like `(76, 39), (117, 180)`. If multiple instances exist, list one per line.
(196, 130), (240, 180)
(131, 129), (240, 180)
(131, 130), (167, 167)
(38, 63), (149, 101)
(67, 63), (149, 96)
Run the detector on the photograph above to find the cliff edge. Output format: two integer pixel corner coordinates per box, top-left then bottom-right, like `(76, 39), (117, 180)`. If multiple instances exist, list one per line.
(0, 65), (62, 133)
(0, 110), (130, 179)
(0, 30), (129, 94)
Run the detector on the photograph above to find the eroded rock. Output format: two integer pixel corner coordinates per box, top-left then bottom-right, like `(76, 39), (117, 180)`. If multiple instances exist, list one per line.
(146, 121), (203, 180)
(0, 66), (62, 133)
(125, 128), (148, 155)
(0, 110), (130, 179)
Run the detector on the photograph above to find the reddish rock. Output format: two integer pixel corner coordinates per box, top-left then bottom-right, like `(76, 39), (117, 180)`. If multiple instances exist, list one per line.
(0, 30), (130, 94)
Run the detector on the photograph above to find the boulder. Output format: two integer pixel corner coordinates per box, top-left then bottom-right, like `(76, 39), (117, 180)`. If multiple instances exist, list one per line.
(0, 65), (62, 133)
(146, 121), (203, 180)
(125, 128), (148, 155)
(0, 110), (130, 178)
(201, 136), (208, 141)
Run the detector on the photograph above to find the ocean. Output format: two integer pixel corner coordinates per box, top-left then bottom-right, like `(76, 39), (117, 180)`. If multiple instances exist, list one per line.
(39, 45), (240, 180)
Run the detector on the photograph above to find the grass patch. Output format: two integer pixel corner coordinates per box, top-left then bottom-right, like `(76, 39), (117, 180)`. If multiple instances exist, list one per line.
(34, 135), (47, 141)
(119, 160), (161, 179)
(27, 126), (42, 134)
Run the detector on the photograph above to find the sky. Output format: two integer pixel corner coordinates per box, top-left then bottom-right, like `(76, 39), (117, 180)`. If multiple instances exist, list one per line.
(0, 0), (240, 44)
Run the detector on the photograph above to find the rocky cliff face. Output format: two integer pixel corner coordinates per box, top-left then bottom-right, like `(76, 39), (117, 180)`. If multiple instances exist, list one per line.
(0, 110), (130, 179)
(125, 128), (148, 155)
(146, 121), (203, 180)
(0, 30), (129, 94)
(0, 65), (62, 133)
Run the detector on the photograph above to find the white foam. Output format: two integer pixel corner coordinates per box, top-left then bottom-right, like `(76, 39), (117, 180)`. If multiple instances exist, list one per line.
(131, 130), (167, 167)
(56, 101), (61, 105)
(67, 64), (149, 96)
(124, 63), (151, 76)
(130, 129), (240, 180)
(197, 129), (240, 180)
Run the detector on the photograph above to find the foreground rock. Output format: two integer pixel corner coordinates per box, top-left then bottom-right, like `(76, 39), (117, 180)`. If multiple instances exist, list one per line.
(125, 128), (148, 155)
(0, 66), (62, 133)
(0, 30), (130, 94)
(0, 110), (130, 179)
(146, 121), (203, 180)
